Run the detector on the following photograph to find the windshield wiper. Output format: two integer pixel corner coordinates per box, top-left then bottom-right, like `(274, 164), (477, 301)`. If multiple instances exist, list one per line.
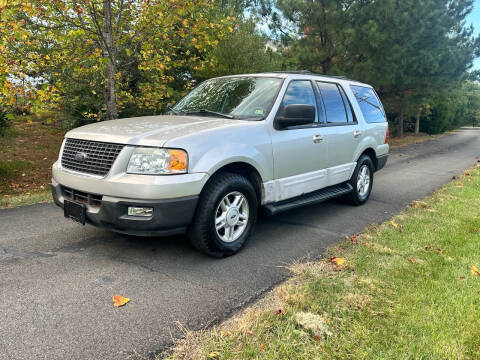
(181, 109), (234, 119)
(167, 106), (180, 115)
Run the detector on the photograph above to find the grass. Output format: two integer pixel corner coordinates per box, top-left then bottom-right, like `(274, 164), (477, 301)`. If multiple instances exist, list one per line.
(164, 164), (480, 360)
(389, 132), (445, 148)
(0, 190), (52, 209)
(0, 114), (64, 206)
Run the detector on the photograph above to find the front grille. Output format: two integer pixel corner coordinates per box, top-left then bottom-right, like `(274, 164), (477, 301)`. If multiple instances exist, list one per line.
(61, 138), (124, 176)
(63, 186), (102, 207)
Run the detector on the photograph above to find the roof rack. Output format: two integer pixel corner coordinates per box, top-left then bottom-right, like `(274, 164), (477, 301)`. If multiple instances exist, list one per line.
(270, 70), (349, 80)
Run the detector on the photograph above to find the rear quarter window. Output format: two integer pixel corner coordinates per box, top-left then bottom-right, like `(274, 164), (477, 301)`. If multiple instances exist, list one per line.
(350, 85), (386, 123)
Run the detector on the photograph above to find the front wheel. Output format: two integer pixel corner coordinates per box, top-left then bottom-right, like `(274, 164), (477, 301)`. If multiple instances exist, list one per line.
(345, 155), (374, 205)
(188, 172), (258, 257)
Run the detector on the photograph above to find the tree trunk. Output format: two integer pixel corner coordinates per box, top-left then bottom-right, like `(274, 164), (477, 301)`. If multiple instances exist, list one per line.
(414, 106), (422, 135)
(102, 0), (118, 120)
(398, 107), (404, 137)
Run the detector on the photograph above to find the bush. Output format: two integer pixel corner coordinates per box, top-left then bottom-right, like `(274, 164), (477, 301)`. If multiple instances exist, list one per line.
(0, 109), (10, 137)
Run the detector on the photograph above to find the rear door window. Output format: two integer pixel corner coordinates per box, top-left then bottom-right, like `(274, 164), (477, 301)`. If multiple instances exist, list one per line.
(350, 85), (386, 123)
(316, 82), (348, 124)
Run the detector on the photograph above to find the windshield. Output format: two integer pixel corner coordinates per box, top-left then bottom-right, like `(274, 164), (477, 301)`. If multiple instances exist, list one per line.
(172, 77), (283, 119)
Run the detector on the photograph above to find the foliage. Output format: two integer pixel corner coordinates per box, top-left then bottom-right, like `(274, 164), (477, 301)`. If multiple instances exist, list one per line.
(0, 0), (233, 124)
(0, 0), (479, 135)
(261, 0), (480, 135)
(0, 109), (9, 137)
(421, 82), (480, 134)
(196, 19), (283, 80)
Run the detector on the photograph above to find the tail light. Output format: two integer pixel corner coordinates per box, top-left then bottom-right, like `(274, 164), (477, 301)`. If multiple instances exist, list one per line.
(384, 126), (389, 144)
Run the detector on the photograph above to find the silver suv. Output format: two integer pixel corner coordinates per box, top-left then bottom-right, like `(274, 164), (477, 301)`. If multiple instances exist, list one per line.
(52, 72), (389, 257)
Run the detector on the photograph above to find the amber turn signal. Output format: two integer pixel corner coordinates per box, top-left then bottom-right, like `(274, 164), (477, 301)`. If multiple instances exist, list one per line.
(168, 149), (187, 173)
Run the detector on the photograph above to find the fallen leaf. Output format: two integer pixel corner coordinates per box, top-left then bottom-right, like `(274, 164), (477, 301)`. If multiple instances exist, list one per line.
(260, 343), (266, 351)
(112, 294), (130, 307)
(408, 258), (415, 263)
(391, 221), (402, 231)
(208, 351), (220, 359)
(275, 308), (286, 315)
(470, 228), (478, 234)
(435, 248), (443, 254)
(471, 266), (480, 276)
(246, 330), (254, 336)
(424, 245), (432, 250)
(456, 181), (463, 187)
(460, 276), (466, 280)
(220, 330), (231, 337)
(315, 335), (323, 341)
(465, 172), (471, 176)
(330, 257), (345, 266)
(413, 201), (430, 209)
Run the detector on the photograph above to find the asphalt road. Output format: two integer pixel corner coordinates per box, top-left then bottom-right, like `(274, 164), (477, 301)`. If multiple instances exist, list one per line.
(1, 128), (479, 360)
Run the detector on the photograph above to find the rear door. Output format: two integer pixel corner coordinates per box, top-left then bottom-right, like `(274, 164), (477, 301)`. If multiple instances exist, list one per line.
(316, 81), (361, 185)
(270, 79), (330, 201)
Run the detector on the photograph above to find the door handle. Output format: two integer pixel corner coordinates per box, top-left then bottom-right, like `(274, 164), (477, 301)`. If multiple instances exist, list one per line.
(313, 134), (323, 143)
(353, 130), (362, 138)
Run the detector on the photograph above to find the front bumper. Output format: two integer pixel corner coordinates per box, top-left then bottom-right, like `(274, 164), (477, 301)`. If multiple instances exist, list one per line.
(52, 181), (199, 236)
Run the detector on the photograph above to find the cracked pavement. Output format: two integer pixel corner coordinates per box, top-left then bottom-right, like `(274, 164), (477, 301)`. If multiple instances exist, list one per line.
(0, 128), (479, 359)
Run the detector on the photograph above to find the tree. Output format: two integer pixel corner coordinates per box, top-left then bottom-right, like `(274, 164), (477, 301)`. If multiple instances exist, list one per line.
(0, 0), (232, 121)
(262, 0), (480, 136)
(349, 0), (479, 136)
(196, 19), (283, 79)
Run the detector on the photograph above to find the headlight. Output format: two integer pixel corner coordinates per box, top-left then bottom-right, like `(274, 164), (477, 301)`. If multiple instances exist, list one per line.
(127, 148), (187, 175)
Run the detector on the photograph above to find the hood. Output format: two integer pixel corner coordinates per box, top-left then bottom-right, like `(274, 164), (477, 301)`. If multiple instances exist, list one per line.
(65, 115), (240, 146)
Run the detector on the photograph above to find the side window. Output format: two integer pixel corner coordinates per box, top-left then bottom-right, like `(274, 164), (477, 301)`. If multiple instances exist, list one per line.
(317, 82), (348, 124)
(279, 80), (317, 123)
(339, 86), (355, 123)
(350, 85), (387, 123)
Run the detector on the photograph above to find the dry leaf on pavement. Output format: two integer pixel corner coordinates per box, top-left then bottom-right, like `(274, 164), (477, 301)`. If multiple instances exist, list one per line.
(112, 294), (130, 307)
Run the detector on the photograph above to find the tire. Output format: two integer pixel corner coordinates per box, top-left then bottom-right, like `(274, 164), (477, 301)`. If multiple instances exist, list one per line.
(188, 172), (258, 257)
(345, 154), (374, 205)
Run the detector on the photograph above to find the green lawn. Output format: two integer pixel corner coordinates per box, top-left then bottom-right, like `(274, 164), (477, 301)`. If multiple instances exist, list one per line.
(165, 164), (480, 360)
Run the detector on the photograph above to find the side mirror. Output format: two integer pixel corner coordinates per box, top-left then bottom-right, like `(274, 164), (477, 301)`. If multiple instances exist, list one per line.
(275, 104), (315, 129)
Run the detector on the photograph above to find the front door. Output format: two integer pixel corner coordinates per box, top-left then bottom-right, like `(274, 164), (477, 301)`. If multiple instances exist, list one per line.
(269, 80), (330, 202)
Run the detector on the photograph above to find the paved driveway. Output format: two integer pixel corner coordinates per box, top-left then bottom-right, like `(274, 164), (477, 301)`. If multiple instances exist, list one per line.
(0, 128), (479, 359)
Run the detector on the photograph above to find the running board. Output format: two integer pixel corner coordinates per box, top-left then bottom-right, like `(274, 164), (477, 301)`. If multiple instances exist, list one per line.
(263, 183), (353, 216)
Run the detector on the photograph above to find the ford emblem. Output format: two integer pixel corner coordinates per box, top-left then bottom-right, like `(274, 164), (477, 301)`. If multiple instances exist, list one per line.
(74, 152), (88, 162)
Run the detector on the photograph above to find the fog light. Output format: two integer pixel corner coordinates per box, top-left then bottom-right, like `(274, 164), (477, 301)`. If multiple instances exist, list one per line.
(128, 207), (153, 217)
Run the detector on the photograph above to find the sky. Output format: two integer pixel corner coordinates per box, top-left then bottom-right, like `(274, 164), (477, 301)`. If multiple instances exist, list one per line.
(467, 0), (480, 70)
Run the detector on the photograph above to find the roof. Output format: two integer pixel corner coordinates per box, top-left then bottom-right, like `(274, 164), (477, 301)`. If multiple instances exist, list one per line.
(215, 71), (370, 87)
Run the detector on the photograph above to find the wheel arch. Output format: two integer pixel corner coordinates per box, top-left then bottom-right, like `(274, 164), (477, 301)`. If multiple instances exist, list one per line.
(357, 147), (378, 171)
(202, 161), (264, 205)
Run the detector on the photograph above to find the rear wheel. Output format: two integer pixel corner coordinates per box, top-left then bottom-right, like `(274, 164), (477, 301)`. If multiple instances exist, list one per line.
(345, 154), (374, 205)
(188, 172), (258, 257)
